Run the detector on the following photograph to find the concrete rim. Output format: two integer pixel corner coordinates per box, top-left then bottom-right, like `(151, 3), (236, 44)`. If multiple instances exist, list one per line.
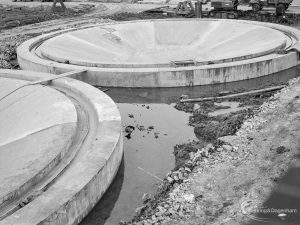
(0, 77), (78, 213)
(17, 19), (300, 87)
(0, 69), (123, 225)
(36, 20), (290, 68)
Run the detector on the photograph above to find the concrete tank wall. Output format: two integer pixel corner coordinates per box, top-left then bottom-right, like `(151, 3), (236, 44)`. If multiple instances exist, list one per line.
(16, 19), (300, 87)
(0, 70), (123, 225)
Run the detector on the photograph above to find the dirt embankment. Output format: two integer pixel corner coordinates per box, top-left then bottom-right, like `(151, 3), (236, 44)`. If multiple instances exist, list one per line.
(0, 3), (96, 30)
(103, 11), (173, 21)
(173, 92), (275, 169)
(122, 80), (300, 225)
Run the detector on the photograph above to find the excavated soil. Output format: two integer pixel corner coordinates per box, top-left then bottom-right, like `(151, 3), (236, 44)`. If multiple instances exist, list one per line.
(0, 3), (96, 30)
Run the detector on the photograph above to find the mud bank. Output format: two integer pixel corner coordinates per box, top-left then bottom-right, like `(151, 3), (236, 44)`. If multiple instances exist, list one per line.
(173, 90), (276, 167)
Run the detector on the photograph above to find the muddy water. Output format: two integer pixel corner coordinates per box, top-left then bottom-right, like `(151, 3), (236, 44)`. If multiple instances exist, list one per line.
(81, 103), (196, 225)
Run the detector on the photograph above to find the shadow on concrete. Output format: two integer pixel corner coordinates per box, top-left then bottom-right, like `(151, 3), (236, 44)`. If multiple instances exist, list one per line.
(107, 65), (300, 104)
(80, 156), (125, 225)
(245, 153), (300, 225)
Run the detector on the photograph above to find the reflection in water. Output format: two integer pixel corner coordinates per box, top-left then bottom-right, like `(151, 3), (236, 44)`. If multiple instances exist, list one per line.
(80, 158), (125, 225)
(81, 103), (196, 225)
(107, 66), (300, 103)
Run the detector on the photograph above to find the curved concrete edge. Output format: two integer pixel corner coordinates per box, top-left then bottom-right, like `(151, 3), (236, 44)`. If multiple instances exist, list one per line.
(17, 19), (300, 87)
(0, 73), (78, 211)
(0, 70), (123, 225)
(17, 49), (299, 87)
(0, 126), (76, 210)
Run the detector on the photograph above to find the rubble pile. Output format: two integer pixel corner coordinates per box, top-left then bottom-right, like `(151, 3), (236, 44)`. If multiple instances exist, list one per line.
(236, 77), (300, 139)
(0, 37), (23, 69)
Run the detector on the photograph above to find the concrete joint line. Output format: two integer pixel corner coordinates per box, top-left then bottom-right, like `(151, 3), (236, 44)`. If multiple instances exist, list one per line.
(16, 19), (300, 87)
(0, 70), (123, 225)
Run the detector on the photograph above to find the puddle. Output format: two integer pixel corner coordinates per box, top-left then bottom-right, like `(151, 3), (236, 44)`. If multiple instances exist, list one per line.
(81, 103), (196, 225)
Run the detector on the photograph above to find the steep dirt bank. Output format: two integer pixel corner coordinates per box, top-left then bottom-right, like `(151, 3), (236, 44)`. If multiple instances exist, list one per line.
(170, 78), (300, 225)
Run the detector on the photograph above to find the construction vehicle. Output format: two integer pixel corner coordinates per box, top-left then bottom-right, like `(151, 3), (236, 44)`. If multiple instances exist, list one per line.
(175, 0), (195, 16)
(208, 0), (241, 19)
(249, 0), (293, 13)
(173, 0), (242, 18)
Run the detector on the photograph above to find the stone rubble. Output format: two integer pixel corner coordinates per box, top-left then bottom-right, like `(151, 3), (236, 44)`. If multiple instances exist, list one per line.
(129, 141), (245, 225)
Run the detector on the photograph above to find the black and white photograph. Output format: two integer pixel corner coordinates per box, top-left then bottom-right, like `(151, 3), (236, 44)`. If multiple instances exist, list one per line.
(0, 0), (299, 225)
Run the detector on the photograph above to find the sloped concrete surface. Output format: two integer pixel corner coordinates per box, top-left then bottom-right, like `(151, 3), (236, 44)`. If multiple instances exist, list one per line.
(0, 76), (77, 211)
(17, 19), (300, 87)
(0, 78), (76, 146)
(0, 70), (123, 225)
(39, 21), (289, 67)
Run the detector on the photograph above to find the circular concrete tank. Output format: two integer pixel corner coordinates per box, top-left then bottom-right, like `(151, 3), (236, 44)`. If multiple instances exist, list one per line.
(17, 19), (300, 87)
(0, 70), (122, 225)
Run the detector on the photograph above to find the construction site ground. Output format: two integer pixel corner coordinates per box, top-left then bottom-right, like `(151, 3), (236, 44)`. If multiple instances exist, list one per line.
(0, 1), (299, 225)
